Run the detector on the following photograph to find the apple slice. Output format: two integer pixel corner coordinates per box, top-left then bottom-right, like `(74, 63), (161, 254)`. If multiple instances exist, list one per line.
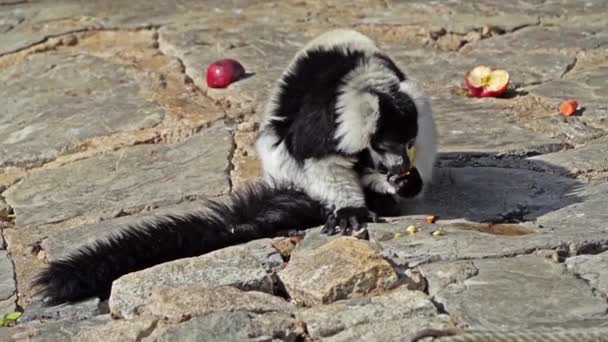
(465, 65), (510, 97)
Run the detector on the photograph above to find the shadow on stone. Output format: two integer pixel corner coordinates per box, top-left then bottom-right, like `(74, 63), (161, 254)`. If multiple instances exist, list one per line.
(399, 152), (584, 223)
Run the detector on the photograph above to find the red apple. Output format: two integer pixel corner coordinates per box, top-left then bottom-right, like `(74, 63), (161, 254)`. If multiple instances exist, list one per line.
(465, 65), (510, 97)
(206, 59), (245, 88)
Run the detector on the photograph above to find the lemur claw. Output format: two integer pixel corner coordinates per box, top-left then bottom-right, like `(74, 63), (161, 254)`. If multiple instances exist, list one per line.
(321, 207), (374, 238)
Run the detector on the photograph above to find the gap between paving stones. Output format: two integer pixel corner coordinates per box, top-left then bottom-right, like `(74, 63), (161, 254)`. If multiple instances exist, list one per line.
(0, 25), (162, 58)
(0, 27), (245, 186)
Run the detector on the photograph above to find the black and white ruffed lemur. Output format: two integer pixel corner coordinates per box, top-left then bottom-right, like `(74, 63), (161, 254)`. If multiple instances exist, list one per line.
(33, 29), (437, 305)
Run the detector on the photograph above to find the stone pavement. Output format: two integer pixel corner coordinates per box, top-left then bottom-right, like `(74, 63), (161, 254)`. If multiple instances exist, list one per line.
(1, 0), (608, 340)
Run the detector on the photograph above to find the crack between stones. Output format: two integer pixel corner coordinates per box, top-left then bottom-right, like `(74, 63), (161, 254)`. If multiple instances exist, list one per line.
(0, 0), (27, 6)
(455, 17), (541, 52)
(154, 31), (233, 118)
(0, 25), (161, 58)
(560, 56), (578, 78)
(135, 319), (160, 342)
(225, 127), (237, 193)
(1, 239), (21, 311)
(570, 271), (608, 303)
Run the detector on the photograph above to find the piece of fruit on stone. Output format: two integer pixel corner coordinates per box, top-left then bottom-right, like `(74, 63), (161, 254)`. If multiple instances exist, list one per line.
(559, 99), (578, 116)
(206, 59), (246, 88)
(465, 65), (510, 97)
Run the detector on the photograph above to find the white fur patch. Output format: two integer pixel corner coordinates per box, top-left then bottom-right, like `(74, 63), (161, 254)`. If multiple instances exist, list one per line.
(256, 130), (365, 211)
(399, 80), (437, 185)
(302, 29), (379, 55)
(361, 170), (396, 194)
(262, 29), (383, 137)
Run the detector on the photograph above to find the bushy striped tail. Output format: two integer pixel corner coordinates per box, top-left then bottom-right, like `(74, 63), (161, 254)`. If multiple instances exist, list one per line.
(33, 182), (324, 305)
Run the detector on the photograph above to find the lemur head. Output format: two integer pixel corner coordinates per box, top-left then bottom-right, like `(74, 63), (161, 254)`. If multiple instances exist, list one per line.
(368, 85), (418, 177)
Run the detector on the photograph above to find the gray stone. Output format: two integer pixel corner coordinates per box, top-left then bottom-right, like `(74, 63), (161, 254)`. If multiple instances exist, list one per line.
(0, 197), (10, 220)
(566, 251), (608, 297)
(297, 287), (449, 341)
(110, 243), (277, 319)
(278, 237), (399, 306)
(534, 181), (608, 236)
(530, 137), (608, 177)
(369, 168), (608, 265)
(43, 200), (216, 261)
(0, 315), (157, 342)
(419, 260), (480, 297)
(139, 286), (294, 320)
(431, 96), (562, 155)
(155, 311), (305, 342)
(0, 296), (16, 317)
(0, 53), (164, 168)
(0, 251), (15, 304)
(319, 317), (449, 342)
(425, 256), (608, 329)
(463, 26), (607, 54)
(20, 298), (101, 323)
(530, 64), (608, 134)
(357, 1), (539, 35)
(158, 23), (303, 115)
(389, 49), (573, 91)
(0, 1), (262, 55)
(405, 166), (580, 222)
(4, 124), (232, 227)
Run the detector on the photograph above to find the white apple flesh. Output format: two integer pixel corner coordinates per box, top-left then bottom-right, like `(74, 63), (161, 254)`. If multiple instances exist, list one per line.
(465, 66), (509, 97)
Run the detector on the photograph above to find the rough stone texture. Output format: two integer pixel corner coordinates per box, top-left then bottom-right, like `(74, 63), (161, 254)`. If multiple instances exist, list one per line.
(530, 136), (608, 177)
(42, 199), (215, 261)
(0, 197), (10, 220)
(0, 315), (157, 342)
(422, 256), (608, 329)
(158, 22), (303, 116)
(278, 237), (400, 306)
(369, 168), (608, 266)
(0, 251), (16, 314)
(432, 96), (563, 154)
(0, 53), (164, 168)
(463, 26), (608, 55)
(0, 0), (263, 55)
(0, 296), (16, 318)
(139, 286), (294, 320)
(4, 124), (232, 227)
(231, 120), (262, 189)
(2, 0), (608, 340)
(154, 311), (305, 342)
(566, 251), (608, 297)
(297, 287), (449, 341)
(20, 298), (101, 323)
(530, 64), (608, 133)
(405, 166), (580, 222)
(110, 242), (278, 319)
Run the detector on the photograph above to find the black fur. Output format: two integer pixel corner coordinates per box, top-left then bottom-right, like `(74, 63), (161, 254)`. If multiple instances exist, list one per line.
(372, 89), (418, 147)
(373, 53), (406, 81)
(33, 32), (427, 306)
(269, 48), (366, 162)
(33, 183), (325, 305)
(33, 181), (408, 305)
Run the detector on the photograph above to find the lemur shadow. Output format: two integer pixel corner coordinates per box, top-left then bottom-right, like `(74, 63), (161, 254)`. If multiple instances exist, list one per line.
(397, 151), (585, 224)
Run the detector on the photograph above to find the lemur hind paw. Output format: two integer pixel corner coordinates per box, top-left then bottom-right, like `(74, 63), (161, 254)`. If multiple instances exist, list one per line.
(321, 207), (376, 238)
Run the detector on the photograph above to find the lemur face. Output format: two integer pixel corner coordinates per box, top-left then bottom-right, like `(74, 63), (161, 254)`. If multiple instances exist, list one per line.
(369, 89), (418, 177)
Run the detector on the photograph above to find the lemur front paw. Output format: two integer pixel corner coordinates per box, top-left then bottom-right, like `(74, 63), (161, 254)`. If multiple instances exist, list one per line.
(321, 207), (377, 238)
(388, 167), (423, 198)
